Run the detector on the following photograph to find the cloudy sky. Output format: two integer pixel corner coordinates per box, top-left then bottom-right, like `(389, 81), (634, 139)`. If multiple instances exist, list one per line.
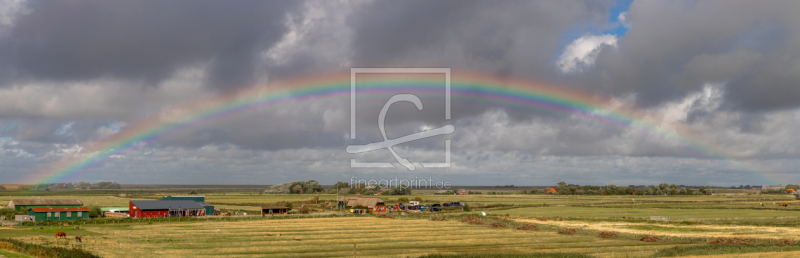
(1, 0), (799, 186)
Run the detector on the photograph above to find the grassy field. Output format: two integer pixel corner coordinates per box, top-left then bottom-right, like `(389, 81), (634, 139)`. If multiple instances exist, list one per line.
(0, 189), (799, 257)
(502, 206), (800, 220)
(7, 217), (686, 258)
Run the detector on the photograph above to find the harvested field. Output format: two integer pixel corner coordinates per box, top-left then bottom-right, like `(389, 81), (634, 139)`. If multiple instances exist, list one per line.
(516, 223), (539, 231)
(6, 217), (673, 258)
(596, 231), (618, 238)
(488, 221), (507, 228)
(430, 216), (447, 221)
(776, 239), (795, 245)
(460, 216), (487, 225)
(709, 237), (751, 245)
(640, 235), (663, 242)
(558, 228), (577, 235)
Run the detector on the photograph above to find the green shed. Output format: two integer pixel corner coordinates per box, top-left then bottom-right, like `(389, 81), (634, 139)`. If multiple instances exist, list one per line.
(199, 202), (214, 216)
(28, 207), (90, 221)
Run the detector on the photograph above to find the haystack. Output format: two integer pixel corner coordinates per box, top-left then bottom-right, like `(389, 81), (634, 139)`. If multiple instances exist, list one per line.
(558, 228), (577, 235)
(516, 223), (539, 231)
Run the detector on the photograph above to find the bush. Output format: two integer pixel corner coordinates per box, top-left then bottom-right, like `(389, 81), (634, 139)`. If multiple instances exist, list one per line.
(397, 197), (409, 203)
(0, 238), (99, 258)
(87, 205), (102, 218)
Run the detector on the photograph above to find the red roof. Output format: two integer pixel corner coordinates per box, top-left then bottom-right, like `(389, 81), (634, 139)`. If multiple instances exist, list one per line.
(30, 207), (90, 212)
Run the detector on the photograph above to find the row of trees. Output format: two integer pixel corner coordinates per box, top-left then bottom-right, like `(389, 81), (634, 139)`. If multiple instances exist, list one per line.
(536, 182), (714, 195)
(327, 181), (412, 195)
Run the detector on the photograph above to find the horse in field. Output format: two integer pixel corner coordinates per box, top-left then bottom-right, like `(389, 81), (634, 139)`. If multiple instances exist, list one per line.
(54, 232), (66, 239)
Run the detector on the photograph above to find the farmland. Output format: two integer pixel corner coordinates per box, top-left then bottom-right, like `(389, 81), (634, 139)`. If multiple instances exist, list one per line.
(0, 188), (799, 257)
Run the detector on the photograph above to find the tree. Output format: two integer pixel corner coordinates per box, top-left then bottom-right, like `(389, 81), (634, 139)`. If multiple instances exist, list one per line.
(88, 205), (102, 218)
(0, 208), (16, 220)
(329, 181), (350, 191)
(189, 190), (198, 195)
(786, 184), (800, 190)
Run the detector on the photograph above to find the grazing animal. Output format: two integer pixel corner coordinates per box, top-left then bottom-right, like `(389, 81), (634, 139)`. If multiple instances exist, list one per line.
(266, 233), (272, 236)
(277, 233), (281, 237)
(75, 236), (81, 243)
(216, 229), (220, 233)
(54, 232), (66, 239)
(294, 237), (301, 241)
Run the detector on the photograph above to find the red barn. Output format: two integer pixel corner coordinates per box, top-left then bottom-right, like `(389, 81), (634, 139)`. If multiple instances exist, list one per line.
(129, 200), (205, 218)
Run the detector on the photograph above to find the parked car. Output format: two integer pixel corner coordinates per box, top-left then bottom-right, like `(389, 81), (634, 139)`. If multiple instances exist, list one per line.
(429, 207), (441, 212)
(431, 203), (441, 207)
(442, 203), (451, 207)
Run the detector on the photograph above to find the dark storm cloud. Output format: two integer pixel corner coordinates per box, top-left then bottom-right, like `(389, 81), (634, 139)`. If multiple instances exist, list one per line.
(593, 0), (800, 111)
(348, 0), (613, 78)
(1, 0), (300, 89)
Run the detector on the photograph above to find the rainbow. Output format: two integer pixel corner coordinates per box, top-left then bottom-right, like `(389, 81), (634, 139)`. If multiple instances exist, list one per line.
(28, 71), (780, 184)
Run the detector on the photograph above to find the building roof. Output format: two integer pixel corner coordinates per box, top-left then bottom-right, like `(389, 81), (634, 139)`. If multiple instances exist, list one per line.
(30, 207), (90, 212)
(130, 200), (204, 210)
(165, 195), (205, 197)
(100, 207), (129, 212)
(261, 206), (289, 209)
(10, 199), (83, 206)
(346, 197), (384, 207)
(198, 202), (213, 207)
(339, 195), (362, 202)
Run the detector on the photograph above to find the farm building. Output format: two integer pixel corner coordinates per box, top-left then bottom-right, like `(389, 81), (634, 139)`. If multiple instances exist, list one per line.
(261, 206), (289, 215)
(28, 207), (90, 221)
(100, 207), (129, 214)
(162, 196), (214, 215)
(101, 207), (129, 218)
(162, 195), (205, 202)
(544, 188), (557, 194)
(129, 200), (206, 218)
(456, 189), (468, 195)
(761, 185), (785, 192)
(7, 199), (84, 212)
(338, 196), (386, 213)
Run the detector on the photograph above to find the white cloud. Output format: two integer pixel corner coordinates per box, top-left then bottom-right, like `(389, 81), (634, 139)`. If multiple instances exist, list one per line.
(618, 12), (631, 28)
(557, 34), (617, 73)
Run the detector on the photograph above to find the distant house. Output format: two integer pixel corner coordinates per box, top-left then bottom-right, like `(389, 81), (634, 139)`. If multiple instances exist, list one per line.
(261, 206), (289, 215)
(338, 195), (386, 213)
(544, 188), (557, 194)
(761, 185), (785, 192)
(7, 199), (84, 212)
(456, 189), (468, 195)
(28, 207), (90, 221)
(574, 189), (586, 195)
